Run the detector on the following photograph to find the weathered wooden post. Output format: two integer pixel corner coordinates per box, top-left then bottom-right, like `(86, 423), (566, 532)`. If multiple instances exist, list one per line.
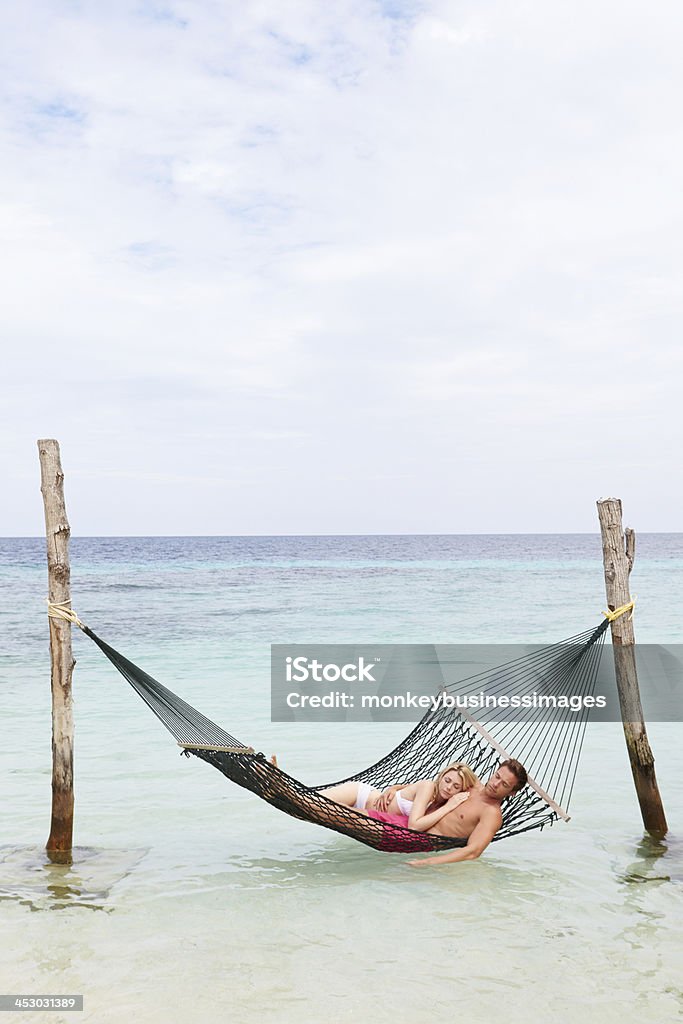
(38, 439), (75, 863)
(596, 497), (667, 835)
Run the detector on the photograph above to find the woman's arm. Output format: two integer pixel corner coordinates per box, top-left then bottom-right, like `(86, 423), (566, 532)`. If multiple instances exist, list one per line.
(373, 784), (406, 813)
(406, 783), (470, 832)
(373, 779), (430, 812)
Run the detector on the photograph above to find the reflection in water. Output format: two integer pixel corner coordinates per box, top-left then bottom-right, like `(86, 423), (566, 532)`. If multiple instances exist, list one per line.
(0, 845), (147, 912)
(619, 832), (682, 886)
(614, 832), (681, 968)
(201, 841), (566, 905)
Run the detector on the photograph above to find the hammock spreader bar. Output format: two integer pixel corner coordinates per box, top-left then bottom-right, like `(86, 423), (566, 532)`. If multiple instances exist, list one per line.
(77, 619), (610, 853)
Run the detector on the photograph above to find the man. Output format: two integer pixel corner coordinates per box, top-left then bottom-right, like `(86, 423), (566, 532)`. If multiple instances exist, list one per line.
(407, 758), (528, 867)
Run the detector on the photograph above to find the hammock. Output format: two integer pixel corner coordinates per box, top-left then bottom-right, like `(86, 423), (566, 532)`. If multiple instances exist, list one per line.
(54, 606), (613, 854)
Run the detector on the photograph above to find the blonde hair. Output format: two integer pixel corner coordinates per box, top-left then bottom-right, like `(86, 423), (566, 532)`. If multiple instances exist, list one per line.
(431, 762), (479, 806)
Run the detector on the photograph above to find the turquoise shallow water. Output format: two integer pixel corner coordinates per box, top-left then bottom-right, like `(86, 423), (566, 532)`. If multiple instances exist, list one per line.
(1, 535), (682, 1023)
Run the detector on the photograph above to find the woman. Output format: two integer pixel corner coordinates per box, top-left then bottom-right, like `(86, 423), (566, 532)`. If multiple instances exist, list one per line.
(320, 762), (479, 833)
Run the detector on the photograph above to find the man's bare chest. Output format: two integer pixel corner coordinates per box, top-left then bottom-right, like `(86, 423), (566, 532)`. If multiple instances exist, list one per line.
(431, 798), (486, 838)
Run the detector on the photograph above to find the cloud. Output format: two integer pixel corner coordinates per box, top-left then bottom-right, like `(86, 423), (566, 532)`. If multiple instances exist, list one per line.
(2, 0), (683, 533)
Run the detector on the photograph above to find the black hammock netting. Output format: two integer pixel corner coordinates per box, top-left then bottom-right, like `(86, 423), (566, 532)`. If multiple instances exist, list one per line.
(76, 616), (611, 855)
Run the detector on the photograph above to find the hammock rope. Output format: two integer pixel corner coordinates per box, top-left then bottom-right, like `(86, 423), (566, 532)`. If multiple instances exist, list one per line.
(54, 604), (617, 854)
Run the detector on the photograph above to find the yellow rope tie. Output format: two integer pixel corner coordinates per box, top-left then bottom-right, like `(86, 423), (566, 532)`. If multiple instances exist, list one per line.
(46, 600), (86, 630)
(603, 598), (636, 623)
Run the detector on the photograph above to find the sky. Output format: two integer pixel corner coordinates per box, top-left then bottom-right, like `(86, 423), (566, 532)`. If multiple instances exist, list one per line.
(2, 0), (682, 535)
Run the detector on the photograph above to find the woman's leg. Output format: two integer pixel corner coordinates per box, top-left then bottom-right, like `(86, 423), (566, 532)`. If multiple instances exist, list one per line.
(320, 781), (382, 809)
(319, 781), (363, 806)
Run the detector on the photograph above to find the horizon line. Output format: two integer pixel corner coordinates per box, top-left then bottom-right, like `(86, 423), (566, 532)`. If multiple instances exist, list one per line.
(2, 531), (681, 539)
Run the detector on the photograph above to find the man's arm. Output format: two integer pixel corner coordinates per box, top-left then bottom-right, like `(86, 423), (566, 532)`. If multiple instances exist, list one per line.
(407, 809), (501, 867)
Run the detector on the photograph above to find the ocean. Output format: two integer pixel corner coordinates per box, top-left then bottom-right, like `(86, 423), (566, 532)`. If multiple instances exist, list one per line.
(1, 535), (682, 1023)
